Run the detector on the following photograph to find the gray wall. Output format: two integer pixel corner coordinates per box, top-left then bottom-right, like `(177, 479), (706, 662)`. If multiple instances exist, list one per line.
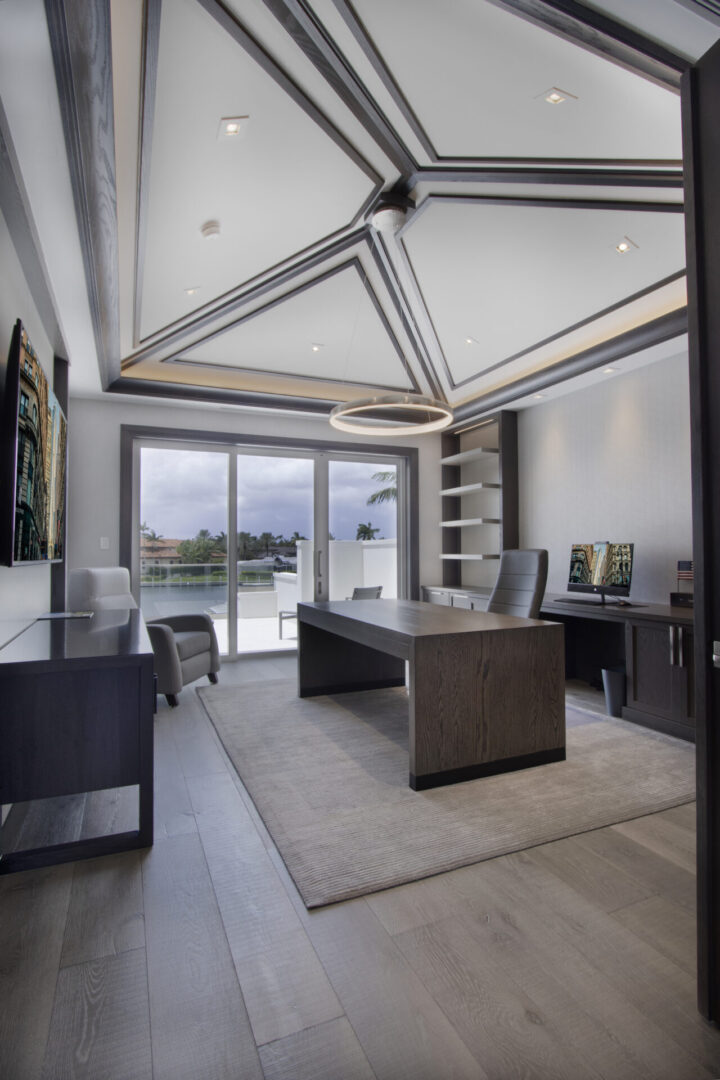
(66, 395), (443, 587)
(518, 353), (692, 604)
(0, 206), (53, 623)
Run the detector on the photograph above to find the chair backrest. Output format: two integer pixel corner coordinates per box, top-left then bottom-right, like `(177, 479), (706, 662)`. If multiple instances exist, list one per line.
(351, 585), (383, 599)
(486, 549), (548, 619)
(67, 567), (138, 611)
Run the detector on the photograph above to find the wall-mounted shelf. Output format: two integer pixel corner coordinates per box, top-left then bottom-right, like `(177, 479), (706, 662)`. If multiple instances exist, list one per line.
(440, 482), (501, 496)
(441, 518), (501, 528)
(439, 411), (518, 591)
(440, 447), (499, 466)
(440, 553), (500, 561)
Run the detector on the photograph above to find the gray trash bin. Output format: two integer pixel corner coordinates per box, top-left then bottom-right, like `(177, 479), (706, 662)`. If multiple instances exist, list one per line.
(601, 666), (626, 718)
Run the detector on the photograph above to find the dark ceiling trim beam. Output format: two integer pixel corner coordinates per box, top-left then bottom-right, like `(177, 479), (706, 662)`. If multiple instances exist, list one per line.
(486, 0), (689, 88)
(450, 308), (688, 424)
(262, 0), (416, 176)
(44, 0), (120, 388)
(0, 101), (67, 357)
(407, 166), (684, 191)
(107, 376), (337, 415)
(366, 232), (444, 400)
(133, 0), (161, 350)
(122, 227), (368, 368)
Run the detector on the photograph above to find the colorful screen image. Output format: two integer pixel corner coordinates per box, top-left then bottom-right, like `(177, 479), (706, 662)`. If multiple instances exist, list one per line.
(569, 542), (633, 590)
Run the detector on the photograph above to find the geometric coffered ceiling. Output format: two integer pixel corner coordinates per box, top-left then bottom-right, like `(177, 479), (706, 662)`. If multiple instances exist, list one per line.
(8, 0), (716, 419)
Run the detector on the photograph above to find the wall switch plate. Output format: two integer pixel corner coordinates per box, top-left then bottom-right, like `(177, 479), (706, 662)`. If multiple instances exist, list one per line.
(100, 537), (110, 550)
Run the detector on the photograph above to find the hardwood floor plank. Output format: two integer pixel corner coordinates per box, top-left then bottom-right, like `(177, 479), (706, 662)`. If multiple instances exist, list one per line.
(0, 864), (73, 1080)
(40, 949), (151, 1080)
(187, 772), (343, 1045)
(394, 915), (602, 1080)
(612, 894), (696, 975)
(153, 711), (198, 839)
(289, 894), (489, 1080)
(658, 801), (696, 831)
(449, 851), (720, 1077)
(259, 1017), (377, 1080)
(60, 851), (145, 968)
(612, 813), (696, 873)
(366, 872), (463, 936)
(169, 694), (229, 779)
(8, 793), (86, 851)
(573, 826), (696, 912)
(142, 832), (263, 1080)
(518, 833), (655, 912)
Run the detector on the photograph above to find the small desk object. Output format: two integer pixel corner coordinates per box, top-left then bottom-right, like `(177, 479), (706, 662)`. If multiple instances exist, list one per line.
(0, 609), (155, 873)
(297, 599), (565, 790)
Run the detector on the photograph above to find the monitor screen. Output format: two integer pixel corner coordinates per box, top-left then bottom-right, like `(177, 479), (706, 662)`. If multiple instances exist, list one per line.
(568, 542), (633, 597)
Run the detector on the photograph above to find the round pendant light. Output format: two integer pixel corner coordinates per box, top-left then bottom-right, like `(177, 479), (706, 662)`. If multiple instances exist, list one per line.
(329, 393), (453, 436)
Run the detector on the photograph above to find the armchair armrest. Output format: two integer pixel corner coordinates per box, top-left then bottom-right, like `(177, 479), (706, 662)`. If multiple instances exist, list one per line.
(146, 622), (183, 695)
(147, 613), (220, 673)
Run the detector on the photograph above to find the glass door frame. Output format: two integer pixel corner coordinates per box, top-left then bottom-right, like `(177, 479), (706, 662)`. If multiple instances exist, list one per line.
(120, 424), (419, 659)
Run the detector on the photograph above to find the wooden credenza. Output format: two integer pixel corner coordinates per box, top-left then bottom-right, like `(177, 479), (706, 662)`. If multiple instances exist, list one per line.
(0, 609), (154, 873)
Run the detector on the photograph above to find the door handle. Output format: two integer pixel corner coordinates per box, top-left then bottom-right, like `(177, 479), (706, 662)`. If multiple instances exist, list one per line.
(677, 626), (684, 668)
(713, 640), (720, 669)
(669, 625), (676, 666)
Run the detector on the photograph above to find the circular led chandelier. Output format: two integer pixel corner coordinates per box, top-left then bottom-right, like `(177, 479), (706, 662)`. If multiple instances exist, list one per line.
(329, 393), (454, 436)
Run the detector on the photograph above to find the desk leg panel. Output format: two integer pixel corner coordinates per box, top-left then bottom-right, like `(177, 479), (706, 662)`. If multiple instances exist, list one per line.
(410, 624), (565, 780)
(298, 620), (405, 697)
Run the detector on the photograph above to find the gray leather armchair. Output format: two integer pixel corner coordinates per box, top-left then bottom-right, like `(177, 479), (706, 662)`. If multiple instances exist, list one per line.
(487, 549), (548, 619)
(145, 613), (220, 707)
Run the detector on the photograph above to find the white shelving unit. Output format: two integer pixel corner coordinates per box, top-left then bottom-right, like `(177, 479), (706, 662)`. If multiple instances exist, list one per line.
(436, 411), (518, 594)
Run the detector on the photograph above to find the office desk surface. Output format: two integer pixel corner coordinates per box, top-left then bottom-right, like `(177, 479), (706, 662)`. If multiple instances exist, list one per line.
(542, 594), (693, 625)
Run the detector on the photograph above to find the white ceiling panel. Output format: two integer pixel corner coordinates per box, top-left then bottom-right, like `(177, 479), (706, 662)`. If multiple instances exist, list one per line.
(173, 262), (415, 392)
(348, 0), (682, 162)
(138, 0), (378, 341)
(401, 199), (686, 387)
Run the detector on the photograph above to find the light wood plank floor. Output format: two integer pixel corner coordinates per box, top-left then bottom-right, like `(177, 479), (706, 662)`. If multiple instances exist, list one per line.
(1, 657), (718, 1080)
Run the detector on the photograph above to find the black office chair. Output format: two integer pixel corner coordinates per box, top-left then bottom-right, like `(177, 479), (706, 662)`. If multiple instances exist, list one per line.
(486, 549), (548, 619)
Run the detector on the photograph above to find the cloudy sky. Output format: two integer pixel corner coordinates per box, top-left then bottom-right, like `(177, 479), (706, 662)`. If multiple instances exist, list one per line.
(140, 448), (397, 543)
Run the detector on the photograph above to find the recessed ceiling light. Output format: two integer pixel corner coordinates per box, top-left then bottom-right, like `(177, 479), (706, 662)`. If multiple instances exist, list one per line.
(184, 286), (200, 296)
(311, 343), (324, 352)
(200, 220), (221, 240)
(534, 393), (545, 399)
(615, 236), (639, 254)
(217, 116), (249, 141)
(603, 367), (616, 374)
(537, 86), (578, 105)
(464, 337), (478, 346)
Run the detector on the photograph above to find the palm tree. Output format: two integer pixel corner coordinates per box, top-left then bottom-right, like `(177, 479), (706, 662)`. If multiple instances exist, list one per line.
(356, 522), (380, 540)
(258, 531), (276, 557)
(367, 470), (397, 505)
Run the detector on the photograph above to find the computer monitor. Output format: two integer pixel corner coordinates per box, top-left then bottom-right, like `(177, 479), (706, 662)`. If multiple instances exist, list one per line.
(566, 542), (634, 605)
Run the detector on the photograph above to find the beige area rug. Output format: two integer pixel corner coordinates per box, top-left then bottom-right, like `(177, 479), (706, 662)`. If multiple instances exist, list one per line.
(198, 679), (695, 908)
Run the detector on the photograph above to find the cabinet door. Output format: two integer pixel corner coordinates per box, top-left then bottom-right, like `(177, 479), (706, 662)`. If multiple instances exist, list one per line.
(451, 593), (472, 609)
(626, 621), (675, 721)
(422, 588), (451, 606)
(626, 620), (694, 730)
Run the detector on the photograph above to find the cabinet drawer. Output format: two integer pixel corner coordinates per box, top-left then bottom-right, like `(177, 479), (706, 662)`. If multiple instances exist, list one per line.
(422, 588), (451, 606)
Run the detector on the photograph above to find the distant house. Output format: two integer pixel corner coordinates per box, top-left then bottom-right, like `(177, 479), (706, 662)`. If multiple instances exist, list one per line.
(140, 537), (183, 572)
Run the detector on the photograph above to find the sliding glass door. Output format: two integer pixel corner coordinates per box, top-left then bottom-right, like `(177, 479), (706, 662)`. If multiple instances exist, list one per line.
(133, 436), (409, 658)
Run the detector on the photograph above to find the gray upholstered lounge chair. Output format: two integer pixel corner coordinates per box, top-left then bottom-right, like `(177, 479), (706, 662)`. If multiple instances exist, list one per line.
(486, 549), (548, 619)
(68, 567), (220, 707)
(348, 585), (383, 599)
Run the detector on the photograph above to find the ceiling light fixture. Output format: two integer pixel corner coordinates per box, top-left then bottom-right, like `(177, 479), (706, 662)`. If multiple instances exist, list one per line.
(465, 337), (478, 346)
(615, 236), (638, 254)
(329, 393), (453, 436)
(217, 116), (249, 140)
(370, 204), (407, 234)
(537, 86), (578, 105)
(603, 367), (616, 374)
(184, 286), (201, 296)
(533, 393), (545, 399)
(311, 343), (324, 352)
(201, 220), (221, 240)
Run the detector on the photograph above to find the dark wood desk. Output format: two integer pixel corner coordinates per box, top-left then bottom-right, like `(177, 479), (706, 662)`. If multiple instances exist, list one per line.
(540, 594), (695, 741)
(298, 599), (565, 790)
(0, 609), (155, 873)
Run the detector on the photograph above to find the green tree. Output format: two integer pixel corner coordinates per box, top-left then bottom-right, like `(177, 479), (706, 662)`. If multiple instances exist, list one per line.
(258, 531), (276, 557)
(367, 470), (397, 506)
(356, 522), (380, 541)
(177, 530), (216, 564)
